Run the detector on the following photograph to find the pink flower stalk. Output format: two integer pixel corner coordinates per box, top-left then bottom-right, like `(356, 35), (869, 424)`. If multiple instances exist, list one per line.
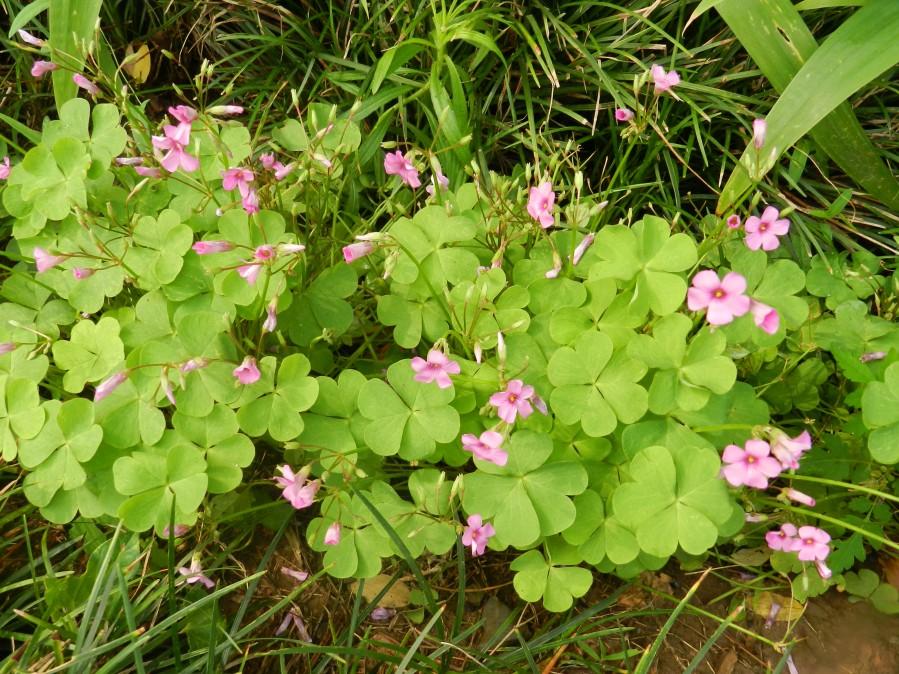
(461, 514), (495, 557)
(815, 560), (832, 580)
(72, 73), (99, 96)
(791, 526), (830, 561)
(461, 431), (508, 467)
(168, 105), (197, 125)
(262, 299), (278, 333)
(765, 523), (799, 551)
(18, 29), (44, 47)
(687, 270), (751, 326)
(651, 64), (680, 93)
(207, 105), (244, 116)
(259, 153), (276, 169)
(343, 241), (375, 263)
(383, 150), (421, 188)
(726, 214), (741, 229)
(237, 263), (262, 285)
(152, 123), (199, 173)
(489, 379), (537, 424)
(72, 267), (93, 280)
(750, 300), (779, 335)
(752, 119), (767, 149)
(769, 430), (812, 470)
(192, 240), (233, 255)
(527, 181), (555, 229)
(0, 157), (10, 180)
(323, 522), (341, 546)
(94, 371), (128, 402)
(233, 356), (261, 385)
(860, 351), (887, 363)
(572, 233), (595, 266)
(274, 465), (320, 509)
(31, 60), (57, 78)
(115, 156), (143, 166)
(134, 166), (162, 178)
(221, 167), (255, 197)
(721, 439), (782, 489)
(241, 189), (260, 214)
(178, 558), (214, 589)
(425, 171), (450, 196)
(180, 357), (209, 373)
(280, 566), (309, 583)
(410, 350), (461, 389)
(614, 107), (634, 122)
(745, 206), (790, 251)
(33, 247), (66, 273)
(783, 488), (816, 507)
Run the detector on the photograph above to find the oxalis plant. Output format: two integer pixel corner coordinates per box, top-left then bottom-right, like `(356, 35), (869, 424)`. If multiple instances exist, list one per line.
(2, 73), (898, 614)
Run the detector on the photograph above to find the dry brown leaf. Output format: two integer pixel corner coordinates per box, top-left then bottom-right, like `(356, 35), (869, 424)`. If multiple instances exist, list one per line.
(751, 591), (805, 622)
(351, 574), (410, 608)
(731, 546), (771, 567)
(879, 556), (899, 590)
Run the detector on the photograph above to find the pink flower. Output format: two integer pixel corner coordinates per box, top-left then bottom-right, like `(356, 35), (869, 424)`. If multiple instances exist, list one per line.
(241, 189), (260, 214)
(0, 156), (10, 180)
(752, 119), (767, 149)
(615, 108), (634, 122)
(72, 267), (93, 280)
(94, 371), (128, 402)
(237, 263), (261, 285)
(33, 247), (66, 272)
(744, 206), (790, 251)
(168, 105), (197, 125)
(233, 356), (260, 384)
(383, 150), (421, 188)
(280, 566), (309, 583)
(410, 350), (460, 389)
(207, 105), (244, 116)
(0, 342), (16, 355)
(134, 166), (162, 178)
(790, 526), (830, 561)
(726, 215), (741, 229)
(259, 153), (276, 169)
(274, 465), (320, 509)
(323, 522), (341, 546)
(31, 60), (57, 78)
(687, 270), (751, 326)
(72, 73), (99, 96)
(651, 64), (680, 93)
(192, 240), (233, 255)
(461, 514), (495, 557)
(253, 245), (276, 262)
(178, 558), (214, 589)
(489, 379), (537, 424)
(769, 430), (811, 470)
(572, 233), (595, 266)
(18, 29), (44, 47)
(273, 162), (293, 180)
(221, 167), (255, 197)
(152, 123), (199, 173)
(765, 523), (799, 551)
(783, 488), (816, 507)
(262, 299), (278, 333)
(750, 300), (779, 334)
(527, 181), (555, 229)
(721, 439), (782, 489)
(180, 357), (209, 373)
(461, 431), (508, 467)
(425, 171), (450, 196)
(343, 241), (375, 263)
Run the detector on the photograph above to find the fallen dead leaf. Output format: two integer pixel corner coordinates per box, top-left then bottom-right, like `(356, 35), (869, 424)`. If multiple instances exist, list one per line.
(879, 556), (899, 590)
(351, 574), (410, 608)
(717, 649), (738, 674)
(751, 591), (805, 622)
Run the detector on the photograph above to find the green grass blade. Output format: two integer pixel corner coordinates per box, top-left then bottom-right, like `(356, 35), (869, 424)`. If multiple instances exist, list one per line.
(682, 604), (744, 674)
(49, 0), (102, 110)
(716, 0), (899, 213)
(395, 604), (445, 674)
(8, 0), (50, 38)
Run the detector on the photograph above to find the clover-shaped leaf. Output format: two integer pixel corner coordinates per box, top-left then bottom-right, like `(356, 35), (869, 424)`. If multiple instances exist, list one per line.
(113, 435), (208, 532)
(378, 288), (449, 349)
(628, 314), (736, 414)
(861, 362), (899, 464)
(358, 360), (459, 460)
(366, 481), (456, 557)
(285, 264), (358, 346)
(95, 378), (166, 449)
(299, 370), (369, 472)
(675, 382), (769, 448)
(123, 209), (194, 290)
(814, 300), (899, 357)
(548, 331), (647, 437)
(52, 316), (124, 393)
(0, 376), (46, 461)
(586, 216), (696, 316)
(612, 445), (734, 558)
(511, 549), (592, 612)
(174, 405), (255, 493)
(549, 278), (643, 349)
(236, 354), (319, 441)
(462, 431), (588, 548)
(389, 206), (479, 287)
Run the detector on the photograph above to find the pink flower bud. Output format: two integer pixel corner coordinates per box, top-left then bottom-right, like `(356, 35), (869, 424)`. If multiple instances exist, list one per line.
(783, 488), (816, 507)
(30, 60), (57, 78)
(192, 240), (234, 255)
(33, 247), (66, 273)
(72, 73), (100, 96)
(815, 559), (832, 580)
(0, 342), (16, 355)
(342, 241), (375, 263)
(72, 268), (94, 280)
(262, 300), (278, 333)
(180, 357), (209, 373)
(134, 166), (162, 178)
(860, 351), (887, 363)
(726, 215), (742, 229)
(572, 233), (595, 266)
(0, 156), (10, 180)
(115, 156), (144, 166)
(207, 105), (244, 116)
(18, 30), (45, 47)
(233, 356), (261, 385)
(752, 118), (767, 150)
(614, 107), (634, 122)
(323, 522), (341, 546)
(94, 371), (128, 401)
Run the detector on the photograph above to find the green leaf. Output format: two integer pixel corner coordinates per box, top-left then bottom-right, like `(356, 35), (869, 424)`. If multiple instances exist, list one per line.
(358, 360), (459, 460)
(861, 363), (899, 464)
(285, 265), (358, 346)
(236, 354), (319, 441)
(51, 317), (124, 393)
(510, 549), (592, 612)
(389, 206), (479, 287)
(299, 370), (369, 473)
(0, 376), (46, 460)
(49, 0), (102, 110)
(173, 405), (255, 493)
